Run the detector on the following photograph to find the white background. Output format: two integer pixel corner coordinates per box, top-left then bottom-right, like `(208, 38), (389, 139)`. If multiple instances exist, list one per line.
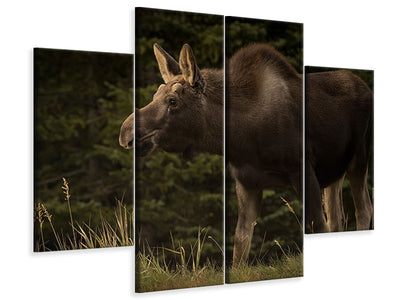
(1, 0), (399, 299)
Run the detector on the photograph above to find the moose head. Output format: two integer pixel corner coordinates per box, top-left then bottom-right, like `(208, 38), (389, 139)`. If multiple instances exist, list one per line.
(119, 43), (219, 159)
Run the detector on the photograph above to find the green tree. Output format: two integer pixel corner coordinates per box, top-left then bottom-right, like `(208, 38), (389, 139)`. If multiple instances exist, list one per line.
(34, 49), (133, 250)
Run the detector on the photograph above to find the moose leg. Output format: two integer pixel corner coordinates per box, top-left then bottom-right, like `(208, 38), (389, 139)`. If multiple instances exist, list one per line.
(232, 180), (261, 267)
(347, 154), (373, 230)
(323, 174), (345, 232)
(305, 162), (329, 233)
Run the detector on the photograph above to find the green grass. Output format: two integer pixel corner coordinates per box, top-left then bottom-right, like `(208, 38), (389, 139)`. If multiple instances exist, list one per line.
(226, 253), (303, 283)
(136, 227), (224, 292)
(136, 258), (223, 292)
(34, 178), (134, 251)
(135, 196), (303, 291)
(136, 251), (302, 291)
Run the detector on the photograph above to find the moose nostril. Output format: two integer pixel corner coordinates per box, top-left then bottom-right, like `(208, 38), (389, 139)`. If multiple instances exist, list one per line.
(127, 140), (133, 148)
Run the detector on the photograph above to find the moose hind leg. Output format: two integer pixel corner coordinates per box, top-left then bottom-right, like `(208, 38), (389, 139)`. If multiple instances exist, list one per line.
(347, 154), (373, 230)
(232, 181), (261, 267)
(305, 162), (329, 233)
(323, 175), (345, 232)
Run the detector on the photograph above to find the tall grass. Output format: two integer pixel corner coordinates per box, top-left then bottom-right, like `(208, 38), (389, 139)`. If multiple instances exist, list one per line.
(136, 227), (224, 292)
(34, 178), (133, 251)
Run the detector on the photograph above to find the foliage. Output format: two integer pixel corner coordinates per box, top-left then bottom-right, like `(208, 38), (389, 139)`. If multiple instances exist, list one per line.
(34, 49), (133, 250)
(226, 17), (303, 73)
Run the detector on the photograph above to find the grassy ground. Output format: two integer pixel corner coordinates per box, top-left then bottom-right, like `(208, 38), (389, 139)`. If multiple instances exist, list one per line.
(36, 179), (302, 290)
(136, 227), (224, 292)
(136, 196), (303, 292)
(34, 178), (134, 251)
(226, 253), (303, 283)
(136, 261), (223, 292)
(136, 251), (302, 292)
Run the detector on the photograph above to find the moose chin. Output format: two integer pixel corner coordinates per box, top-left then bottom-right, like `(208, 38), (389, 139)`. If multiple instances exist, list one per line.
(119, 43), (373, 266)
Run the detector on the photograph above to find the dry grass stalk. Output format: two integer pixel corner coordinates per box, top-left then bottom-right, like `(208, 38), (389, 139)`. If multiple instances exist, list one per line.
(62, 177), (77, 247)
(274, 240), (289, 260)
(35, 179), (133, 251)
(280, 196), (303, 232)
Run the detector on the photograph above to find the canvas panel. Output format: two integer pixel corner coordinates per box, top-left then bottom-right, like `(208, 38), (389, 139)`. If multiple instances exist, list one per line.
(134, 8), (224, 292)
(225, 16), (304, 283)
(34, 48), (133, 251)
(304, 66), (374, 234)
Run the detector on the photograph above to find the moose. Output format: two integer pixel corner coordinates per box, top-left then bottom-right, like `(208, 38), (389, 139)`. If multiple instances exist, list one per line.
(119, 43), (373, 266)
(305, 69), (373, 232)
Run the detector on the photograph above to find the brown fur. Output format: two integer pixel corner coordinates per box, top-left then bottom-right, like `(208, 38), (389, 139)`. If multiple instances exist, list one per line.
(226, 45), (303, 265)
(119, 44), (223, 157)
(119, 43), (373, 267)
(305, 70), (373, 233)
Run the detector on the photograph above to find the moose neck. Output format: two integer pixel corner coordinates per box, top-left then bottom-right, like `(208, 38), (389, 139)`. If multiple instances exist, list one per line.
(196, 69), (224, 156)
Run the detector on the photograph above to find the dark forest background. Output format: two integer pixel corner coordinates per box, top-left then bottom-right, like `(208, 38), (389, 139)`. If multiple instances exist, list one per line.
(34, 49), (133, 250)
(135, 8), (224, 268)
(225, 17), (304, 266)
(305, 66), (374, 232)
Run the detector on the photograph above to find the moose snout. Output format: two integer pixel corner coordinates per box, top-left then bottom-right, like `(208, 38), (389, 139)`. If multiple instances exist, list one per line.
(119, 126), (133, 149)
(119, 112), (134, 149)
(120, 137), (133, 149)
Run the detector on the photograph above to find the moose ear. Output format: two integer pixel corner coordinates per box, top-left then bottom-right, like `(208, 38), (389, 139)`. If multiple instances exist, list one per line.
(179, 44), (204, 88)
(153, 43), (180, 83)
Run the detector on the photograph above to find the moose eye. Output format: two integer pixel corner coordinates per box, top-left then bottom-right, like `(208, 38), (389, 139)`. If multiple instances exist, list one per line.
(169, 98), (177, 107)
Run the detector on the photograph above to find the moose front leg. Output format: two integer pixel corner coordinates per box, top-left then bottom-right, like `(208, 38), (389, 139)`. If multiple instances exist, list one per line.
(232, 180), (262, 267)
